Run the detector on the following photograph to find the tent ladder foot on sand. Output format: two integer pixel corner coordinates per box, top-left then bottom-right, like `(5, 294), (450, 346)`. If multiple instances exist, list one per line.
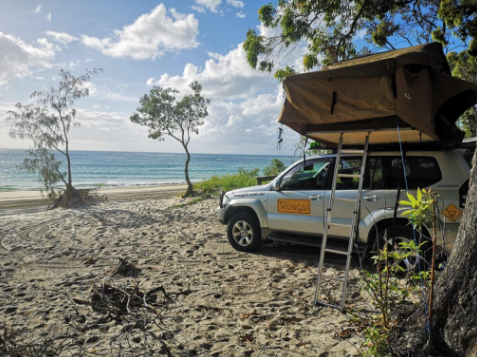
(313, 132), (370, 311)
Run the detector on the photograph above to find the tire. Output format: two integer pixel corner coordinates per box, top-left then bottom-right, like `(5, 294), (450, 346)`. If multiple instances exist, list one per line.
(372, 225), (431, 273)
(227, 212), (262, 252)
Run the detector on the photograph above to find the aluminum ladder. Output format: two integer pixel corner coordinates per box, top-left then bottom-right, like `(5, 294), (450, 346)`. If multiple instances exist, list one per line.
(313, 132), (370, 311)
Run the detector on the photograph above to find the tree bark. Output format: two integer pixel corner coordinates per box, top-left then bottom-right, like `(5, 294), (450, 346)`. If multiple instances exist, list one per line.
(66, 150), (73, 191)
(428, 147), (477, 356)
(183, 145), (193, 196)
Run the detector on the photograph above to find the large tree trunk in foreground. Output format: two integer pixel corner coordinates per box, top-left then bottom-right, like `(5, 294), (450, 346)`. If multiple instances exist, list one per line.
(183, 146), (193, 196)
(428, 148), (477, 356)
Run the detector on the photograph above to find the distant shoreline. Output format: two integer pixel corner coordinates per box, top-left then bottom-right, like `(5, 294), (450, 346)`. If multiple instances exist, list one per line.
(0, 183), (189, 212)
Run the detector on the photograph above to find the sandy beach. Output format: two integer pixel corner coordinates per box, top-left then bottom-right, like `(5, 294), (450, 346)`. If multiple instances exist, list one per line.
(0, 189), (368, 356)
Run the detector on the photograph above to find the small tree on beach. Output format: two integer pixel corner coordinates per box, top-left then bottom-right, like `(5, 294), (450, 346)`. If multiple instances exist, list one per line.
(130, 81), (208, 196)
(8, 69), (101, 208)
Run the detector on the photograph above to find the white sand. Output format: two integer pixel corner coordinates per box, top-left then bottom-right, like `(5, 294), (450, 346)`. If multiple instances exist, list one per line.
(0, 196), (368, 356)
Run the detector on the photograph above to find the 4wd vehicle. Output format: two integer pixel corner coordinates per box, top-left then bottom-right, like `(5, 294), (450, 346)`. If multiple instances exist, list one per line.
(217, 150), (470, 257)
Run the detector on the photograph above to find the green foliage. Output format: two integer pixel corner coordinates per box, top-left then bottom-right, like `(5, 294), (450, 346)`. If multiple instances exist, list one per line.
(447, 50), (477, 136)
(244, 0), (477, 91)
(399, 188), (436, 231)
(193, 173), (257, 197)
(238, 166), (260, 177)
(263, 158), (286, 176)
(8, 69), (100, 199)
(359, 237), (431, 356)
(274, 66), (296, 82)
(131, 81), (209, 196)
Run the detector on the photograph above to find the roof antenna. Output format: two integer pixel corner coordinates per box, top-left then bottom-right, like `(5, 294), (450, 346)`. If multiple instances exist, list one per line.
(276, 125), (284, 150)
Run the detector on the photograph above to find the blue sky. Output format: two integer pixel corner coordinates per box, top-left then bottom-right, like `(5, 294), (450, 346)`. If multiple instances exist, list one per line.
(0, 0), (304, 155)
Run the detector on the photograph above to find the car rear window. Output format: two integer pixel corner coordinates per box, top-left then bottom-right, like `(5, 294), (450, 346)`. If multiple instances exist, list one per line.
(384, 156), (442, 189)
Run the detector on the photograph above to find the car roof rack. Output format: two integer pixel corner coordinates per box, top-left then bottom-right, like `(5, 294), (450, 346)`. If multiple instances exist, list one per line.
(318, 137), (476, 152)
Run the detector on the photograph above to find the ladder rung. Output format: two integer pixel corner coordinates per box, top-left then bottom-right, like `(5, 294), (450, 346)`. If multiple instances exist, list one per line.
(324, 248), (349, 256)
(337, 173), (361, 179)
(333, 197), (356, 203)
(328, 222), (351, 229)
(340, 149), (364, 154)
(321, 274), (345, 282)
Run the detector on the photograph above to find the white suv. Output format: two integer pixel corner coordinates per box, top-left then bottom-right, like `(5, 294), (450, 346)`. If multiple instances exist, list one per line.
(217, 150), (470, 257)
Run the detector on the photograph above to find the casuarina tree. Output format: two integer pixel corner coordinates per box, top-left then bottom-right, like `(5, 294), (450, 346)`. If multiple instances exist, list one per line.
(8, 69), (101, 209)
(130, 81), (208, 196)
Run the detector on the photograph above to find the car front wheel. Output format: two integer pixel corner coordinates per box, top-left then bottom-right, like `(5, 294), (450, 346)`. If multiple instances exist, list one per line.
(227, 212), (262, 252)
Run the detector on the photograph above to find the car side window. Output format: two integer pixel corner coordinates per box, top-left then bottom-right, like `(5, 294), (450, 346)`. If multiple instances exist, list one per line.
(336, 157), (383, 190)
(336, 158), (361, 190)
(280, 159), (331, 190)
(384, 156), (442, 189)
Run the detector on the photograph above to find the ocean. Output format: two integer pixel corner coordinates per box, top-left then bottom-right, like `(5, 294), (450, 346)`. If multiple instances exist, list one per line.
(0, 149), (292, 191)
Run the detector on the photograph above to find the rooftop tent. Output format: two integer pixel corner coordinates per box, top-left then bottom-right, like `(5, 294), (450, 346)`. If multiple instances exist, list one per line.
(278, 43), (477, 148)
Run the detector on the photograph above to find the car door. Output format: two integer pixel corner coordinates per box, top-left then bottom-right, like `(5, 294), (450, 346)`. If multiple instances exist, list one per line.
(267, 158), (331, 236)
(325, 156), (386, 242)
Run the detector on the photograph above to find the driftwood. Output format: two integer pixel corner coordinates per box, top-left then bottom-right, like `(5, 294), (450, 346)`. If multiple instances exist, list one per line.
(87, 282), (168, 322)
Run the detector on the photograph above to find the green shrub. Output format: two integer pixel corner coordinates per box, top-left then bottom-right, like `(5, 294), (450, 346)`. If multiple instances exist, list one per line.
(194, 173), (257, 197)
(263, 158), (286, 176)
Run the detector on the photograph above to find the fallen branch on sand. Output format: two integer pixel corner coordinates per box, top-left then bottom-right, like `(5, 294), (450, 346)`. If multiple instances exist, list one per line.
(87, 282), (168, 321)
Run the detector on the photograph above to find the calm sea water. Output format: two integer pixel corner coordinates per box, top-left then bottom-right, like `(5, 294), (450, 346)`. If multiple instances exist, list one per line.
(0, 149), (292, 191)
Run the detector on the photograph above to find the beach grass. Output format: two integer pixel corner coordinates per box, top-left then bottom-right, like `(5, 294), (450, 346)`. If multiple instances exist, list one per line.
(171, 173), (257, 208)
(194, 173), (257, 196)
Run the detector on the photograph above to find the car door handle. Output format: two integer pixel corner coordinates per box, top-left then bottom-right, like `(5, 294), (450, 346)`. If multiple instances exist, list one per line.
(309, 194), (322, 200)
(363, 195), (379, 201)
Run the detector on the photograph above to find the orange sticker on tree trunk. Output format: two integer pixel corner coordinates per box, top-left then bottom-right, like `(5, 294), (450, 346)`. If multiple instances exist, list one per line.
(277, 199), (311, 215)
(441, 203), (462, 222)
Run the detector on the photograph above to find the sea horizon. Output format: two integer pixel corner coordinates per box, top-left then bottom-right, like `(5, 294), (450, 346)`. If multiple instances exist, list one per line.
(0, 148), (293, 192)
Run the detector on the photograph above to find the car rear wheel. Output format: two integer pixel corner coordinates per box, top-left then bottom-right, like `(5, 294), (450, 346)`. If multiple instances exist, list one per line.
(227, 212), (262, 252)
(372, 225), (431, 273)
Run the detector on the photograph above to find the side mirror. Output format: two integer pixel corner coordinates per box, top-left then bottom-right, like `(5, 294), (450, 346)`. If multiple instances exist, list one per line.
(272, 182), (280, 191)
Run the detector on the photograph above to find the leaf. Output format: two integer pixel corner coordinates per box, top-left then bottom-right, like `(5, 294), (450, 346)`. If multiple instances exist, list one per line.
(406, 192), (417, 205)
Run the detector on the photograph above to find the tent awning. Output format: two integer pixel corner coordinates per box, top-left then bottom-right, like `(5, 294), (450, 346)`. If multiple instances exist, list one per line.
(278, 43), (477, 148)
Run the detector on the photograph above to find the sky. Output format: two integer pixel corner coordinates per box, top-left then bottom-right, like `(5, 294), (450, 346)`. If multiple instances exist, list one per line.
(0, 0), (306, 155)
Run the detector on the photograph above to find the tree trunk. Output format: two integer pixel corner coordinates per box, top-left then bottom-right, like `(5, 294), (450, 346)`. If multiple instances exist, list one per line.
(65, 139), (73, 191)
(183, 145), (193, 196)
(66, 152), (73, 191)
(427, 147), (477, 356)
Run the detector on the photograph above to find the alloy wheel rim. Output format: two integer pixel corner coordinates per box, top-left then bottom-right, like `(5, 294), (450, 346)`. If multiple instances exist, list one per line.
(232, 220), (253, 246)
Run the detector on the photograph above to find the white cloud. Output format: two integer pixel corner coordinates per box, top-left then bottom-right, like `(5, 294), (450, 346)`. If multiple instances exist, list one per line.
(236, 11), (246, 19)
(227, 0), (244, 8)
(0, 32), (55, 87)
(148, 43), (274, 99)
(143, 41), (301, 153)
(45, 12), (52, 21)
(193, 0), (221, 13)
(81, 4), (199, 60)
(45, 31), (78, 45)
(34, 5), (42, 13)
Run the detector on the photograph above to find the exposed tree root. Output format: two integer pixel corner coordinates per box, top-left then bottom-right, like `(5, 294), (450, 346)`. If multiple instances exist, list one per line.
(48, 187), (107, 210)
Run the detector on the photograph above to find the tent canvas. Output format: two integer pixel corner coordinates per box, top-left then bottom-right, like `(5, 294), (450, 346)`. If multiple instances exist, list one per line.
(278, 43), (477, 148)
